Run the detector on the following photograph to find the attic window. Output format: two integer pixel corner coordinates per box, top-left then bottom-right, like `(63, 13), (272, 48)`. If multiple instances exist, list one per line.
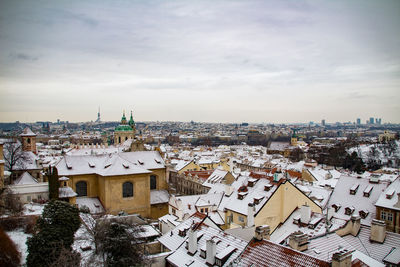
(345, 206), (355, 215)
(363, 185), (373, 197)
(248, 178), (257, 187)
(264, 184), (273, 191)
(122, 163), (129, 169)
(386, 189), (395, 199)
(254, 196), (264, 205)
(331, 204), (341, 212)
(138, 159), (144, 165)
(359, 210), (369, 219)
(154, 158), (161, 164)
(66, 162), (72, 169)
(238, 192), (248, 200)
(88, 162), (95, 168)
(350, 184), (359, 195)
(104, 163), (112, 169)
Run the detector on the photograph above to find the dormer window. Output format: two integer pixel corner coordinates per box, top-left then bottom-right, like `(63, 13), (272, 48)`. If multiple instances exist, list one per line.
(386, 189), (395, 199)
(359, 210), (369, 219)
(253, 196), (264, 205)
(138, 159), (144, 165)
(345, 206), (355, 215)
(155, 158), (161, 164)
(248, 178), (257, 187)
(88, 162), (95, 168)
(264, 184), (273, 191)
(363, 185), (373, 197)
(238, 192), (247, 200)
(332, 204), (341, 212)
(350, 184), (359, 195)
(122, 163), (129, 169)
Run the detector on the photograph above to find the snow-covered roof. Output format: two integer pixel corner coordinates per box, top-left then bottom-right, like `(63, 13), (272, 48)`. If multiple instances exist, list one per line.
(56, 151), (164, 177)
(341, 224), (400, 264)
(204, 169), (228, 185)
(14, 172), (38, 185)
(165, 216), (248, 267)
(327, 175), (389, 226)
(9, 183), (48, 194)
(76, 197), (105, 213)
(20, 127), (36, 136)
(375, 177), (400, 211)
(150, 190), (169, 205)
(59, 186), (77, 198)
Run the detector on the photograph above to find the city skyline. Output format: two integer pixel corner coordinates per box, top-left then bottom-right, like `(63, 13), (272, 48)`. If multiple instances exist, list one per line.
(0, 0), (399, 123)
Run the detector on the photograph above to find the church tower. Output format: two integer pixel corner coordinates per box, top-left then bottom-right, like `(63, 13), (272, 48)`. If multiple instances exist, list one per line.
(20, 127), (37, 154)
(114, 111), (135, 145)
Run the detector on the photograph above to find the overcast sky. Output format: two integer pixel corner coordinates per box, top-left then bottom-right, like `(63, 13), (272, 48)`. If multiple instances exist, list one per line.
(0, 0), (399, 123)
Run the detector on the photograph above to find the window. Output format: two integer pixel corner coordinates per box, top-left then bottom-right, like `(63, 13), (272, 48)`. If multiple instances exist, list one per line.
(381, 211), (393, 222)
(27, 196), (31, 202)
(64, 181), (67, 186)
(27, 138), (31, 144)
(118, 136), (121, 144)
(125, 137), (128, 141)
(150, 175), (157, 190)
(123, 182), (133, 198)
(238, 216), (245, 223)
(76, 181), (87, 197)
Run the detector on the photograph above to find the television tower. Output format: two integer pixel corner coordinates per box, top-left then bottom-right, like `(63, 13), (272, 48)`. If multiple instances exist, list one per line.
(95, 107), (101, 123)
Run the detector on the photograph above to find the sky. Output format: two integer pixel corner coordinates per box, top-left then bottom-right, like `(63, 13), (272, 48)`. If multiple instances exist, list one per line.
(0, 0), (399, 124)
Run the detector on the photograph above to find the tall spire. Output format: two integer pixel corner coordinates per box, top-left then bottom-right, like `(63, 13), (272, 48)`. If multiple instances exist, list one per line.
(129, 110), (135, 127)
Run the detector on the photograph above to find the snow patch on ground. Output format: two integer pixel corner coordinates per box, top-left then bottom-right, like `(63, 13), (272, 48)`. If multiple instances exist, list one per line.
(23, 203), (45, 215)
(7, 229), (31, 265)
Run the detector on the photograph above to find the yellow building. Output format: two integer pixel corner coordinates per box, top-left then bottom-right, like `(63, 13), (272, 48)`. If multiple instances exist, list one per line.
(56, 151), (168, 218)
(223, 178), (322, 232)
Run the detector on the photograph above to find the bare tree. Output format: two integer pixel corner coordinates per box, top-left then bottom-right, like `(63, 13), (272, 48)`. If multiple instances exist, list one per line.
(0, 188), (23, 216)
(3, 141), (27, 184)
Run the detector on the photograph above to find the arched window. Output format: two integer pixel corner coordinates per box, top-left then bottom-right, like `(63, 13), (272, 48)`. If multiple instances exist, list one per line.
(150, 175), (157, 190)
(27, 138), (31, 144)
(123, 182), (133, 198)
(76, 181), (87, 197)
(118, 136), (121, 144)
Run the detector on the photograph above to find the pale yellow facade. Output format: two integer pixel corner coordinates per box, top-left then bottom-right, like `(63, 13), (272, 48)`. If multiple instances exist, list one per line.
(177, 161), (199, 174)
(64, 168), (167, 218)
(225, 181), (322, 231)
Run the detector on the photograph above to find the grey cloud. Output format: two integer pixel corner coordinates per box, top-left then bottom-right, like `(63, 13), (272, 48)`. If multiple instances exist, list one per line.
(8, 52), (38, 61)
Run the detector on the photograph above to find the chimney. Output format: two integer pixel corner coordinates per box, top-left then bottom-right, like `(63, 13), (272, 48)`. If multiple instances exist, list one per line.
(255, 225), (270, 241)
(206, 239), (216, 265)
(370, 219), (386, 243)
(247, 203), (255, 227)
(187, 227), (197, 255)
(350, 215), (361, 236)
(300, 205), (311, 224)
(327, 207), (335, 221)
(331, 249), (352, 267)
(288, 231), (308, 252)
(225, 184), (233, 197)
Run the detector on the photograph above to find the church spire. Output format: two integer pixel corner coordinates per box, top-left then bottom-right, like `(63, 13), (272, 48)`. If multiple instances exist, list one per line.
(129, 110), (135, 127)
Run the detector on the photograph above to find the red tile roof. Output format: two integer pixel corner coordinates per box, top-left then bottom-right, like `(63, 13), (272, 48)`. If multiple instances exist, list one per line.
(240, 239), (330, 267)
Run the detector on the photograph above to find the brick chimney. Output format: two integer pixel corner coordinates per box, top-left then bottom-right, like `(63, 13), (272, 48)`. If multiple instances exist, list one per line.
(206, 239), (216, 265)
(187, 227), (197, 255)
(370, 219), (386, 243)
(288, 231), (308, 252)
(332, 249), (352, 267)
(255, 225), (270, 241)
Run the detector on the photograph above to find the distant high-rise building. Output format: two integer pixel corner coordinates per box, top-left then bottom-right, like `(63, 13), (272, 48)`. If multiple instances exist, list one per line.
(321, 119), (326, 126)
(356, 118), (361, 125)
(369, 117), (374, 124)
